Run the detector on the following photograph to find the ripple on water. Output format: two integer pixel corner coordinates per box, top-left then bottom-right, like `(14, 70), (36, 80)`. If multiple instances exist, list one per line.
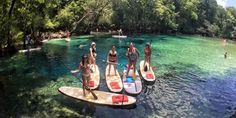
(1, 35), (236, 117)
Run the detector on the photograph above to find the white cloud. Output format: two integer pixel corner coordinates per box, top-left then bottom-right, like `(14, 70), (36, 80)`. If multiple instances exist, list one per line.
(216, 0), (228, 8)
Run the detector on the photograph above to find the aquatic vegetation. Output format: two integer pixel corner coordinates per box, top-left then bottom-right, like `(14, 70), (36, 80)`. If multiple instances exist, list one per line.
(1, 35), (236, 117)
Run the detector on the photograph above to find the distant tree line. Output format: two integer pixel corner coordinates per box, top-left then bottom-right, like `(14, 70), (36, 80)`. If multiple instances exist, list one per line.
(1, 0), (236, 52)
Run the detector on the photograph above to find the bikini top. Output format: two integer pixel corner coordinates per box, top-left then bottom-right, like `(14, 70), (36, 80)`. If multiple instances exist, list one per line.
(92, 48), (96, 53)
(80, 62), (90, 69)
(109, 51), (117, 57)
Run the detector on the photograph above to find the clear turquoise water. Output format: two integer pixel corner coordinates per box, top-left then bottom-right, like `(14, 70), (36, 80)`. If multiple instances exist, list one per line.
(0, 35), (236, 117)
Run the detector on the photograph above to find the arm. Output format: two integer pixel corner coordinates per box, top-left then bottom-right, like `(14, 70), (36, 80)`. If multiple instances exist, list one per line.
(116, 52), (118, 63)
(126, 48), (129, 57)
(71, 62), (82, 73)
(90, 48), (94, 59)
(106, 51), (110, 63)
(136, 48), (140, 57)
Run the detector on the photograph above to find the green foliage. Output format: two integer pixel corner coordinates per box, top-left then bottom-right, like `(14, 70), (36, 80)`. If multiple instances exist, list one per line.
(1, 0), (236, 50)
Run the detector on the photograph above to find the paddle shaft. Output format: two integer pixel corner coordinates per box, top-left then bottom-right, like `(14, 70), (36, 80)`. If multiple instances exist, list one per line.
(60, 61), (98, 100)
(133, 70), (138, 92)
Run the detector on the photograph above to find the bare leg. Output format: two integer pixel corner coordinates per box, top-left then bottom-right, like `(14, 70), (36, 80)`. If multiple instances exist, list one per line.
(86, 76), (91, 94)
(133, 61), (136, 74)
(126, 60), (131, 76)
(108, 63), (111, 76)
(82, 76), (86, 96)
(114, 64), (117, 75)
(143, 56), (147, 69)
(93, 58), (96, 72)
(148, 56), (151, 70)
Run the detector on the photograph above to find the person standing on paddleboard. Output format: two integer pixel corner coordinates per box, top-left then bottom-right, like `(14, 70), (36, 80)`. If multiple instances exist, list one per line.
(126, 42), (140, 76)
(118, 28), (123, 36)
(107, 45), (118, 76)
(89, 42), (97, 72)
(71, 54), (91, 97)
(144, 43), (151, 71)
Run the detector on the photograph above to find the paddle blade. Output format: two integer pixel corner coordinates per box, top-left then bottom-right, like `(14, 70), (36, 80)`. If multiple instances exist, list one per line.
(132, 71), (136, 80)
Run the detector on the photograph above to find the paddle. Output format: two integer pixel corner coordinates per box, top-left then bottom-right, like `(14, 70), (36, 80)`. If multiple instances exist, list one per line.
(60, 61), (98, 100)
(102, 60), (127, 67)
(132, 69), (138, 92)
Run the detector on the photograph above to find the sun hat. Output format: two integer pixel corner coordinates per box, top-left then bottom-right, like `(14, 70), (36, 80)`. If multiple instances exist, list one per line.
(91, 42), (96, 46)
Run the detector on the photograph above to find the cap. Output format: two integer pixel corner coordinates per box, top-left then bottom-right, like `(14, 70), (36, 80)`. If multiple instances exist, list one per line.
(91, 42), (96, 46)
(145, 43), (150, 46)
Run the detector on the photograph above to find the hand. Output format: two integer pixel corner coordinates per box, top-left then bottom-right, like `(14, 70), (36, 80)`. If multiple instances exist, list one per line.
(71, 70), (79, 73)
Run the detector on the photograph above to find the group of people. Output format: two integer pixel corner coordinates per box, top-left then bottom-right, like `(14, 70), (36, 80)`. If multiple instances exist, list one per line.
(72, 42), (152, 96)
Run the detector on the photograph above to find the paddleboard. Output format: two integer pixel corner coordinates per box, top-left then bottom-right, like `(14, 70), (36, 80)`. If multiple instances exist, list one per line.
(112, 35), (127, 38)
(18, 47), (41, 53)
(89, 64), (100, 89)
(105, 65), (123, 93)
(139, 60), (156, 81)
(41, 39), (48, 43)
(65, 38), (71, 42)
(122, 65), (142, 94)
(58, 86), (136, 106)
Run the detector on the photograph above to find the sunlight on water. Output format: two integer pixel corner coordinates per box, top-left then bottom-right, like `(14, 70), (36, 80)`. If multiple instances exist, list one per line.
(0, 35), (236, 117)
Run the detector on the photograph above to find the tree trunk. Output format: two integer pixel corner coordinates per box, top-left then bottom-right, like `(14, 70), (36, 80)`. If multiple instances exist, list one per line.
(7, 0), (17, 49)
(70, 12), (92, 34)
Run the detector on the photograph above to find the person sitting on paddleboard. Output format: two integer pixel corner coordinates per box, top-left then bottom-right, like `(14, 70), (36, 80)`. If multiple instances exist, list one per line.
(71, 54), (91, 97)
(144, 43), (151, 71)
(126, 42), (140, 76)
(89, 42), (97, 72)
(107, 45), (118, 76)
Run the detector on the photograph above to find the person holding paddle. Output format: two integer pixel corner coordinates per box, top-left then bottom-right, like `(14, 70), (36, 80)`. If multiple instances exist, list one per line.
(89, 42), (97, 72)
(144, 43), (151, 71)
(71, 54), (91, 97)
(126, 42), (140, 76)
(107, 45), (118, 76)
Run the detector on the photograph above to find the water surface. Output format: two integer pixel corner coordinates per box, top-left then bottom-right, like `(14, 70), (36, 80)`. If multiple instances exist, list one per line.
(0, 35), (236, 118)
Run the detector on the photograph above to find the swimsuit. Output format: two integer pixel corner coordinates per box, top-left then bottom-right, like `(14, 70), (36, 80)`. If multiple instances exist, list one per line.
(109, 51), (117, 62)
(81, 63), (91, 77)
(128, 48), (138, 61)
(92, 48), (96, 57)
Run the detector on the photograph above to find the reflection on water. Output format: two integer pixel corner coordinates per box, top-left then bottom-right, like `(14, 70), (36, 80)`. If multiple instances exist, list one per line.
(0, 35), (236, 117)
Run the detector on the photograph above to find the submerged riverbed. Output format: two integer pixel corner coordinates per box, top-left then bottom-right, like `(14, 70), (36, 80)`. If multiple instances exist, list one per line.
(0, 35), (236, 118)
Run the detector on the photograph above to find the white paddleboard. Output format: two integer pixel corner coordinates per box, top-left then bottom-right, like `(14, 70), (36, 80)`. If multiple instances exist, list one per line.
(105, 65), (123, 93)
(58, 86), (136, 106)
(122, 65), (142, 94)
(18, 47), (41, 53)
(89, 64), (100, 89)
(112, 35), (127, 38)
(139, 60), (156, 81)
(65, 38), (71, 42)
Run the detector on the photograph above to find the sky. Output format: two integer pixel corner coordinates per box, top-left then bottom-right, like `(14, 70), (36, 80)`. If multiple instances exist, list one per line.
(216, 0), (236, 8)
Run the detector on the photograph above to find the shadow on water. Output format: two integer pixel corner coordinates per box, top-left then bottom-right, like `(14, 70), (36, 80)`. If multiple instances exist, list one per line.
(0, 50), (75, 117)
